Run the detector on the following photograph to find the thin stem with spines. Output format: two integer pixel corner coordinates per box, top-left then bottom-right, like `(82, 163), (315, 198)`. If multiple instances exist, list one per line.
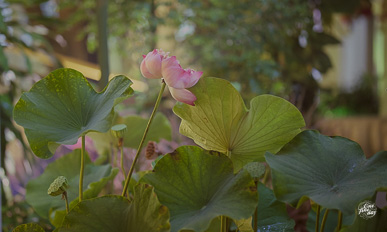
(79, 136), (85, 202)
(320, 209), (330, 232)
(121, 81), (166, 197)
(315, 205), (321, 232)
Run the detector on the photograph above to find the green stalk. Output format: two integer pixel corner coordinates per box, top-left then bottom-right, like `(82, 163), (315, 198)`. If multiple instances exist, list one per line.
(320, 209), (330, 232)
(315, 205), (321, 232)
(120, 142), (126, 181)
(79, 136), (85, 202)
(121, 81), (166, 196)
(253, 204), (258, 232)
(253, 180), (258, 232)
(63, 191), (69, 213)
(337, 211), (343, 231)
(262, 166), (270, 185)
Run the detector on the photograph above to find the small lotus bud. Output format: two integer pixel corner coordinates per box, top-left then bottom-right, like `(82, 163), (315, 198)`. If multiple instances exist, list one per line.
(48, 176), (69, 196)
(111, 124), (127, 139)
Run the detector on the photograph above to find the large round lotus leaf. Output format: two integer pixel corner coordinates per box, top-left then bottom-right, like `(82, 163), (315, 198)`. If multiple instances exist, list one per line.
(141, 146), (258, 232)
(26, 149), (118, 220)
(265, 130), (387, 215)
(12, 223), (45, 232)
(58, 184), (170, 232)
(13, 68), (133, 158)
(173, 77), (304, 171)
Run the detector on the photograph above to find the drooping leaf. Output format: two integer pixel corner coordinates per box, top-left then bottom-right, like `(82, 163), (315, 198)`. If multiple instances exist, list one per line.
(256, 183), (295, 231)
(141, 146), (258, 232)
(173, 77), (304, 170)
(12, 223), (45, 232)
(26, 149), (118, 220)
(58, 184), (170, 232)
(13, 68), (133, 158)
(265, 130), (387, 215)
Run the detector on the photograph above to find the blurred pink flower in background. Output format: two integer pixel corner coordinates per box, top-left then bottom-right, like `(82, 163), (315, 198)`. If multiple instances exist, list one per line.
(140, 49), (203, 106)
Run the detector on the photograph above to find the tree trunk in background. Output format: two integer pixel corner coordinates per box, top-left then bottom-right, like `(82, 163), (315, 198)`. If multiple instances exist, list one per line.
(380, 1), (387, 117)
(150, 0), (157, 50)
(96, 0), (109, 90)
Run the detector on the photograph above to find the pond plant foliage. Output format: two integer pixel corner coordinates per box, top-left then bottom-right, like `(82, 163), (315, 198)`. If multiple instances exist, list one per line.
(12, 50), (387, 232)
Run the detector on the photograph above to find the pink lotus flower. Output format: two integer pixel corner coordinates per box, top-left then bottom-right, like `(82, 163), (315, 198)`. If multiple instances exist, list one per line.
(141, 49), (203, 106)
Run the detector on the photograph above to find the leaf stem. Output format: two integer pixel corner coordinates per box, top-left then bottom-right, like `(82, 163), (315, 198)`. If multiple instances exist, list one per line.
(253, 180), (258, 232)
(254, 204), (258, 232)
(262, 166), (270, 185)
(120, 141), (126, 181)
(79, 135), (85, 202)
(337, 211), (342, 231)
(315, 204), (321, 232)
(320, 209), (330, 232)
(63, 191), (69, 213)
(121, 81), (166, 196)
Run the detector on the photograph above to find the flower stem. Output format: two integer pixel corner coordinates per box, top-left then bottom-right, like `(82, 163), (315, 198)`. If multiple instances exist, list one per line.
(337, 211), (342, 231)
(79, 136), (86, 202)
(121, 81), (166, 197)
(320, 209), (330, 232)
(315, 205), (321, 232)
(120, 141), (126, 182)
(63, 191), (69, 213)
(262, 166), (270, 185)
(253, 204), (258, 232)
(253, 180), (258, 232)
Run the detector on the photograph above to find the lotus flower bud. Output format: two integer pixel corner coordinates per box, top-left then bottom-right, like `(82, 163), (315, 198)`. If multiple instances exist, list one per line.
(140, 49), (203, 106)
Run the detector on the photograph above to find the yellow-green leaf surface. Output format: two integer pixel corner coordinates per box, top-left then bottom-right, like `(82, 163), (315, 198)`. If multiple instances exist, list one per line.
(12, 223), (45, 232)
(13, 68), (133, 158)
(58, 184), (170, 232)
(173, 77), (305, 170)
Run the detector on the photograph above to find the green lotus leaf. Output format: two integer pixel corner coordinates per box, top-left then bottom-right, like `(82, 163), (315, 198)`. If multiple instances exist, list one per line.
(141, 146), (258, 232)
(58, 184), (170, 232)
(12, 223), (45, 232)
(88, 112), (171, 152)
(341, 206), (387, 231)
(256, 183), (295, 231)
(265, 130), (387, 215)
(13, 68), (133, 158)
(26, 149), (118, 220)
(173, 77), (304, 171)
